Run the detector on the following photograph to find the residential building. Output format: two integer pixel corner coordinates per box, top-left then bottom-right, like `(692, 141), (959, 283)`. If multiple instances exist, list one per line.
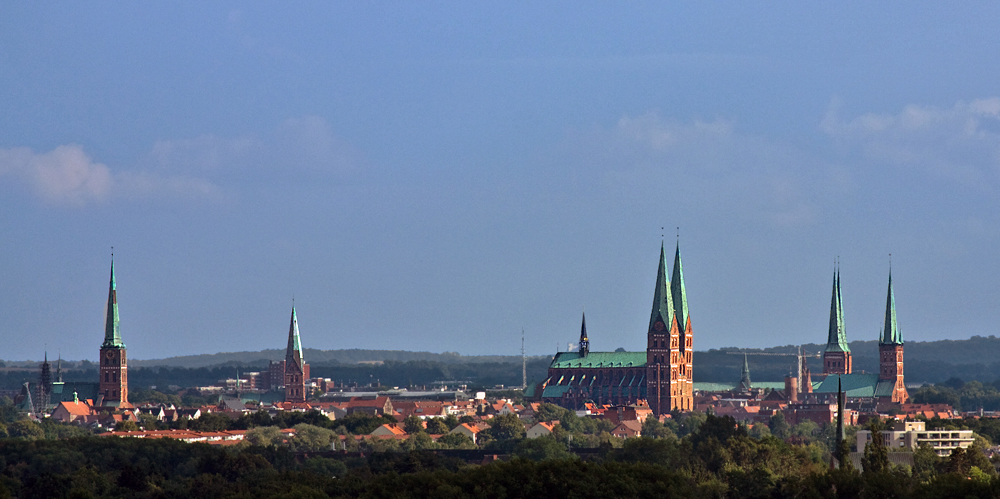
(526, 422), (558, 438)
(856, 420), (974, 457)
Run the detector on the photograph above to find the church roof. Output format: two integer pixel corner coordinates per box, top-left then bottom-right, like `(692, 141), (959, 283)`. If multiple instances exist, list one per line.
(671, 241), (690, 334)
(648, 243), (675, 333)
(286, 306), (304, 367)
(813, 374), (897, 398)
(825, 270), (849, 353)
(549, 351), (647, 369)
(103, 257), (125, 348)
(881, 270), (903, 345)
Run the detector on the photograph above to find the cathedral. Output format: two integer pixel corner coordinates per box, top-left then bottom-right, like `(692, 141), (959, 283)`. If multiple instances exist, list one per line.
(811, 267), (908, 404)
(528, 242), (694, 416)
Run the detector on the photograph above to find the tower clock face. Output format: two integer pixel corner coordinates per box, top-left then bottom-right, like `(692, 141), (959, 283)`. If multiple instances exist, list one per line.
(105, 350), (115, 359)
(654, 321), (665, 331)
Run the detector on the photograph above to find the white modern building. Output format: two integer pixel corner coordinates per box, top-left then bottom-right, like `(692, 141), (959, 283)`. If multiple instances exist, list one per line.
(857, 420), (974, 457)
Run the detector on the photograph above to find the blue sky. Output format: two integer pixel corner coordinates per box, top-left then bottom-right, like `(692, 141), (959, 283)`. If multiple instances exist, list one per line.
(2, 3), (1000, 361)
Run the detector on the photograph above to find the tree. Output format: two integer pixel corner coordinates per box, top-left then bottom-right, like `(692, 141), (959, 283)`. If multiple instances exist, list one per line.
(965, 442), (995, 476)
(438, 432), (476, 449)
(513, 436), (574, 461)
(836, 437), (854, 471)
(487, 414), (526, 441)
(291, 423), (337, 451)
(748, 423), (771, 439)
(403, 415), (425, 434)
(138, 413), (160, 430)
(189, 412), (232, 432)
(8, 419), (44, 439)
(534, 403), (571, 423)
(913, 443), (939, 478)
(114, 420), (139, 432)
(443, 414), (460, 430)
(425, 418), (449, 435)
(861, 417), (889, 474)
(641, 415), (676, 439)
(768, 412), (791, 440)
(245, 425), (283, 447)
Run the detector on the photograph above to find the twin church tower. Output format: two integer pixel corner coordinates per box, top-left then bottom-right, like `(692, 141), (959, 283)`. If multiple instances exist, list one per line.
(820, 266), (908, 404)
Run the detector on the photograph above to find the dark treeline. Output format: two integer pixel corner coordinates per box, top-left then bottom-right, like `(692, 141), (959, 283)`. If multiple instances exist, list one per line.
(911, 378), (1000, 412)
(1, 413), (999, 498)
(0, 360), (553, 392)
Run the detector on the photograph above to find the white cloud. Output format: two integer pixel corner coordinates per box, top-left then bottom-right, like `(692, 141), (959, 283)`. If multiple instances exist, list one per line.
(554, 112), (824, 228)
(0, 144), (219, 206)
(145, 115), (363, 181)
(821, 98), (1000, 188)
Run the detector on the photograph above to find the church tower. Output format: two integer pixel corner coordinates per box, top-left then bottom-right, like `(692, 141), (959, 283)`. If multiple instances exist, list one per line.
(578, 312), (589, 357)
(670, 242), (694, 410)
(99, 256), (129, 407)
(284, 307), (307, 403)
(823, 269), (852, 375)
(738, 353), (752, 393)
(879, 269), (908, 403)
(646, 242), (693, 415)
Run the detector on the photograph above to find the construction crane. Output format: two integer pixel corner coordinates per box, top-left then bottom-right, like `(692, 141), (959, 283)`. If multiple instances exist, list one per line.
(726, 346), (821, 393)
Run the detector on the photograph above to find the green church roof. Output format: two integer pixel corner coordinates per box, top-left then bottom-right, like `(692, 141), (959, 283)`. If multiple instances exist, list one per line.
(825, 270), (849, 353)
(102, 257), (125, 349)
(648, 243), (675, 333)
(286, 306), (304, 367)
(549, 351), (647, 369)
(813, 374), (883, 398)
(881, 270), (903, 345)
(671, 241), (690, 333)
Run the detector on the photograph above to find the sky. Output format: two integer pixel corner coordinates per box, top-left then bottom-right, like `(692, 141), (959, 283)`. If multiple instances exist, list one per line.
(2, 3), (1000, 361)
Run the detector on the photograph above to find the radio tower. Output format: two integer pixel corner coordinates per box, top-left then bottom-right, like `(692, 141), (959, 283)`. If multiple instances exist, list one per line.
(521, 329), (527, 389)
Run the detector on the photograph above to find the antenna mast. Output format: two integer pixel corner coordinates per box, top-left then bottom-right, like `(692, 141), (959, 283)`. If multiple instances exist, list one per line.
(521, 329), (527, 389)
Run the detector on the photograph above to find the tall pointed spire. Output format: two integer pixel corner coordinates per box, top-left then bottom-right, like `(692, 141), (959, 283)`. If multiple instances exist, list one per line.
(881, 269), (902, 345)
(739, 353), (752, 392)
(825, 268), (849, 353)
(102, 255), (124, 348)
(648, 243), (675, 333)
(578, 312), (589, 356)
(286, 306), (304, 368)
(671, 240), (689, 336)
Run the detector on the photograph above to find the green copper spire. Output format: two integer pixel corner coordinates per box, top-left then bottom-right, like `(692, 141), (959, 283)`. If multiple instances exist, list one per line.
(102, 256), (124, 348)
(578, 312), (589, 356)
(825, 269), (849, 353)
(670, 241), (689, 333)
(648, 243), (675, 333)
(881, 270), (902, 345)
(739, 353), (752, 392)
(286, 306), (304, 367)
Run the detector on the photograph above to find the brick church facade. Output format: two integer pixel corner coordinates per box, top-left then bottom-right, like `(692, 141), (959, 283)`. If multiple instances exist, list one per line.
(530, 242), (694, 416)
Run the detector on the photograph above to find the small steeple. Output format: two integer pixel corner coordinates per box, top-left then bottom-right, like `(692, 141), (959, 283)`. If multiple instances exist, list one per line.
(578, 312), (589, 357)
(739, 353), (752, 392)
(102, 255), (125, 348)
(671, 240), (690, 336)
(881, 267), (902, 345)
(648, 243), (675, 334)
(825, 267), (849, 353)
(56, 353), (63, 383)
(286, 306), (304, 368)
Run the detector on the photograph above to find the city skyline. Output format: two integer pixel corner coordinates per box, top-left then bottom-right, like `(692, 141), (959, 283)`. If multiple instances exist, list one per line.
(3, 4), (1000, 360)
